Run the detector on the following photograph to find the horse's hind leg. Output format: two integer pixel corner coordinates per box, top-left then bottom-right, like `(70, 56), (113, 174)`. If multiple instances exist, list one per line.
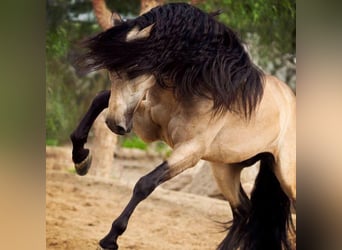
(210, 163), (246, 210)
(213, 152), (295, 250)
(211, 163), (250, 250)
(273, 133), (296, 248)
(70, 90), (110, 175)
(274, 141), (296, 207)
(274, 108), (296, 206)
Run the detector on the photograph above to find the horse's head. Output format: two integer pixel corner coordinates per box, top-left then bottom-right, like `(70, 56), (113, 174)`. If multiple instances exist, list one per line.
(86, 10), (156, 135)
(105, 73), (154, 135)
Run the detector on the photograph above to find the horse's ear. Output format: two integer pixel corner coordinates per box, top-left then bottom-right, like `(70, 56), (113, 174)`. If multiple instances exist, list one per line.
(111, 11), (123, 26)
(126, 24), (154, 42)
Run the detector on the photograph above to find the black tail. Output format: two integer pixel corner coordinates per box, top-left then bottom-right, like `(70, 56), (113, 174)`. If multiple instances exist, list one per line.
(218, 154), (295, 250)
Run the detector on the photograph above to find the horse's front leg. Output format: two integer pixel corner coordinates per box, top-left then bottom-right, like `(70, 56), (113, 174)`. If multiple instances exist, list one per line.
(70, 90), (110, 175)
(99, 140), (205, 249)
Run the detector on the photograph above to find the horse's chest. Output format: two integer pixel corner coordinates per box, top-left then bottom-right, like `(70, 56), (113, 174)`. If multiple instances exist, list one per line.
(148, 104), (172, 143)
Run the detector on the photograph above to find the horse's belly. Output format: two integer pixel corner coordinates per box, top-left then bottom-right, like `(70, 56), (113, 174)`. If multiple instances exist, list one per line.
(202, 123), (279, 164)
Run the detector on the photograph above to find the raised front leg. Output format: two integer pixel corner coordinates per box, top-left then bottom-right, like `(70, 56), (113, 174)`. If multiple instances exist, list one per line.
(99, 140), (205, 249)
(70, 90), (110, 175)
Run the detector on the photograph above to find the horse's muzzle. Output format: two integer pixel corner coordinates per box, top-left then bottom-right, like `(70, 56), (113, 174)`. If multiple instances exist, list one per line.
(105, 119), (131, 135)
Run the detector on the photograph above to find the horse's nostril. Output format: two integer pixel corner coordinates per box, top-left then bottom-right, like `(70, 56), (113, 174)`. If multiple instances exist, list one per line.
(105, 119), (127, 135)
(116, 125), (126, 135)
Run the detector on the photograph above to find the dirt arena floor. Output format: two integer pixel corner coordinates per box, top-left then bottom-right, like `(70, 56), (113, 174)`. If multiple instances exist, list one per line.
(46, 146), (231, 250)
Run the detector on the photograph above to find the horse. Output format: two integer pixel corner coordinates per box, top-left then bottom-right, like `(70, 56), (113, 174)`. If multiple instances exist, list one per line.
(70, 3), (296, 250)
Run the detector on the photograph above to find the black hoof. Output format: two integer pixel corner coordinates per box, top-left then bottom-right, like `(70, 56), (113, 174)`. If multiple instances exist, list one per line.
(97, 245), (117, 250)
(74, 152), (92, 176)
(98, 239), (118, 250)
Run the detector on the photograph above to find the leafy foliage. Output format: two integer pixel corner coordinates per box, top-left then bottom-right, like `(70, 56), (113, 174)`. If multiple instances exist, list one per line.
(46, 0), (141, 145)
(197, 0), (296, 68)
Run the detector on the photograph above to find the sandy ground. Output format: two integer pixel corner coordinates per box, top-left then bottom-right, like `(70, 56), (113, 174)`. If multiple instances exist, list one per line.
(46, 146), (231, 250)
(46, 146), (295, 250)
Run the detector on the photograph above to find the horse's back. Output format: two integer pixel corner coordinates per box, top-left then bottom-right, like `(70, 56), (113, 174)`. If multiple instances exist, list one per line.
(203, 75), (295, 164)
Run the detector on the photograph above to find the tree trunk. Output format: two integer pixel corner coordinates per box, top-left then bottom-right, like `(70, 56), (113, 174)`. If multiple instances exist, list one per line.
(88, 110), (117, 178)
(92, 0), (112, 30)
(140, 0), (164, 14)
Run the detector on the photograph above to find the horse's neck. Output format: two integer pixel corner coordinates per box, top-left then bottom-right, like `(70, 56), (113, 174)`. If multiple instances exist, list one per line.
(148, 85), (175, 104)
(132, 86), (175, 145)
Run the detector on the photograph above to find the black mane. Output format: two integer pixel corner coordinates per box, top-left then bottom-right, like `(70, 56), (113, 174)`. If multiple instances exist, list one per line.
(81, 3), (264, 118)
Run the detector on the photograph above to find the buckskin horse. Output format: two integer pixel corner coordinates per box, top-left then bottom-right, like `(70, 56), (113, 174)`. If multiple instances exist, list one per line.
(70, 3), (296, 250)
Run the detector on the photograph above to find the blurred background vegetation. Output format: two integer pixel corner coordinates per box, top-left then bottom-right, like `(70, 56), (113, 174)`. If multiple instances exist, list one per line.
(46, 0), (295, 147)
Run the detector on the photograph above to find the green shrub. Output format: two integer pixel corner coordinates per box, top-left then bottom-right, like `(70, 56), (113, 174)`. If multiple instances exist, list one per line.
(46, 138), (59, 146)
(121, 135), (148, 150)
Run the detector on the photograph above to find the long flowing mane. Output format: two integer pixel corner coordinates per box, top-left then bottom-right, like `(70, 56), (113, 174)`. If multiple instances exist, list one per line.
(81, 3), (265, 118)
